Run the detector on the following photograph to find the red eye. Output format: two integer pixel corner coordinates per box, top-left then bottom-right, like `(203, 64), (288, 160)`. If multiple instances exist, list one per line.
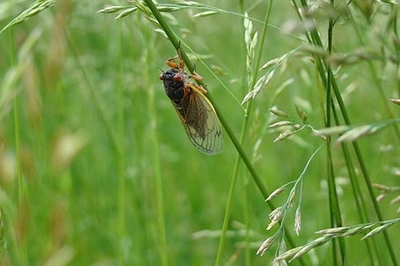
(173, 73), (183, 82)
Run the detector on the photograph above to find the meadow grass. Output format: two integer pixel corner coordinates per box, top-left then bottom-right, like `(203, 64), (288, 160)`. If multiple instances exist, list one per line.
(1, 0), (400, 265)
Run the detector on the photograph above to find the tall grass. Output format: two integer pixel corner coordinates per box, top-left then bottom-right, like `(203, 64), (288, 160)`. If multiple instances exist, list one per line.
(1, 0), (400, 265)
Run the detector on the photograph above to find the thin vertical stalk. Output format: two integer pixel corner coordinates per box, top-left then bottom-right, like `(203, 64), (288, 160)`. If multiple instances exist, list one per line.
(326, 1), (346, 263)
(65, 29), (120, 156)
(145, 41), (168, 265)
(9, 28), (27, 266)
(117, 29), (126, 266)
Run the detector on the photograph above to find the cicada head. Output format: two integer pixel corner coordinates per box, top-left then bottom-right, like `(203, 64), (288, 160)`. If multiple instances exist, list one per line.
(159, 68), (185, 104)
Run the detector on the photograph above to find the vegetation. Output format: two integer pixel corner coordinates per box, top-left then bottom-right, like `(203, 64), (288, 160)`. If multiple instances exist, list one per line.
(1, 0), (400, 265)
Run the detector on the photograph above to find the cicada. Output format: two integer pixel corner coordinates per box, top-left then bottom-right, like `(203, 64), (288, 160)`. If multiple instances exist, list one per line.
(159, 48), (224, 155)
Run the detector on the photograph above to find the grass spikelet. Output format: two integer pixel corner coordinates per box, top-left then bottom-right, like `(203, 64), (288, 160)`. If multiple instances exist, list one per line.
(0, 0), (55, 34)
(114, 7), (138, 19)
(315, 227), (349, 235)
(390, 195), (400, 204)
(269, 108), (288, 118)
(273, 132), (293, 143)
(313, 120), (400, 143)
(268, 121), (293, 129)
(244, 12), (257, 89)
(390, 98), (400, 105)
(313, 125), (350, 137)
(373, 183), (400, 193)
(295, 105), (307, 123)
(256, 234), (278, 256)
(242, 70), (275, 104)
(193, 11), (218, 18)
(267, 206), (283, 230)
(361, 224), (393, 240)
(294, 207), (301, 236)
(266, 184), (288, 201)
(97, 5), (130, 14)
(336, 124), (383, 143)
(290, 236), (330, 261)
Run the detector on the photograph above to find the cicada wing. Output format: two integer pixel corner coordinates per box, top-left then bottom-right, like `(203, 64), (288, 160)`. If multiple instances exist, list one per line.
(178, 84), (224, 155)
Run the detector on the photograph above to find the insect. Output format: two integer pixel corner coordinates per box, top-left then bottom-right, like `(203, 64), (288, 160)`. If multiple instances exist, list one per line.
(159, 48), (224, 155)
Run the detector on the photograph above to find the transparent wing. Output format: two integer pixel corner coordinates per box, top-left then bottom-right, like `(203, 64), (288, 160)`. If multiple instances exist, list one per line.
(172, 84), (224, 155)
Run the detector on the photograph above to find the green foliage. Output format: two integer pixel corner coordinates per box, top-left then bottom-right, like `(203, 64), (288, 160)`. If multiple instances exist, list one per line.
(1, 0), (400, 265)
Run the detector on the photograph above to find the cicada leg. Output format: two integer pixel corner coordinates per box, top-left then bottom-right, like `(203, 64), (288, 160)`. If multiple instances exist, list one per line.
(186, 82), (207, 94)
(165, 55), (180, 69)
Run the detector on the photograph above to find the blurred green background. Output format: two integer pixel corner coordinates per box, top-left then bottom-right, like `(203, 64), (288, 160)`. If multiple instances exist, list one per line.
(1, 0), (400, 265)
